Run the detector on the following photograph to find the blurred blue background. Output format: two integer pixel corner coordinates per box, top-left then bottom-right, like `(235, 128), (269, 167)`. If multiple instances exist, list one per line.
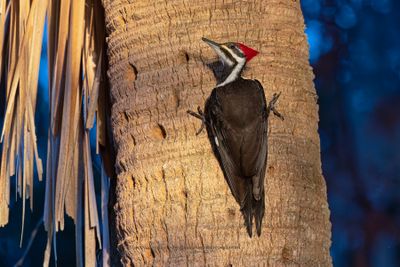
(302, 0), (400, 266)
(1, 0), (400, 266)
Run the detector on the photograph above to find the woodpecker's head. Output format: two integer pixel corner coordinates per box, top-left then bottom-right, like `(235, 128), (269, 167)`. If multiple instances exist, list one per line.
(202, 37), (259, 67)
(202, 37), (259, 87)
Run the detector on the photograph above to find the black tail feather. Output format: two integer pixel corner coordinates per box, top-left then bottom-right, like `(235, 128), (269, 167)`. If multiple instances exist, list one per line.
(240, 183), (265, 237)
(254, 191), (265, 237)
(240, 186), (253, 237)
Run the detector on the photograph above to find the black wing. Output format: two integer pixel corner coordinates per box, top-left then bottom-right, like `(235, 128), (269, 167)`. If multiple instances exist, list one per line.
(251, 80), (269, 201)
(204, 89), (247, 205)
(252, 79), (269, 236)
(204, 80), (269, 206)
(204, 80), (269, 237)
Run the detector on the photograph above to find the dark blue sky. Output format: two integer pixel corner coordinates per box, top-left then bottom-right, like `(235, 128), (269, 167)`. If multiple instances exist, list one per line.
(302, 0), (400, 266)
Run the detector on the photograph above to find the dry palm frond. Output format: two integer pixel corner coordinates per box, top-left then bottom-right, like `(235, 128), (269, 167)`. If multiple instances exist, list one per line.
(0, 0), (45, 229)
(0, 0), (111, 266)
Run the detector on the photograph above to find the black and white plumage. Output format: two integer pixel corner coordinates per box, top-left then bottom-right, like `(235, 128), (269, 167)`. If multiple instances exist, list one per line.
(188, 38), (283, 237)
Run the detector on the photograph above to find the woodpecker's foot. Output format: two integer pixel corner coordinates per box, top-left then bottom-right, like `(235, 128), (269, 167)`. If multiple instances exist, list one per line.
(267, 92), (284, 120)
(187, 106), (207, 135)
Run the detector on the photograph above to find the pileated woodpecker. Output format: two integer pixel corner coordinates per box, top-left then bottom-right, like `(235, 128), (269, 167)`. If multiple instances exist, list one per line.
(188, 37), (283, 237)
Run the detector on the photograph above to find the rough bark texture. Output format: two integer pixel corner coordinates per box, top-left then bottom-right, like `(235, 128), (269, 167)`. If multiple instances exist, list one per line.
(102, 0), (332, 266)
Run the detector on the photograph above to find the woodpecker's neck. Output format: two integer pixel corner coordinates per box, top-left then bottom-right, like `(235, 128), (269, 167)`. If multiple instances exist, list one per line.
(216, 51), (247, 87)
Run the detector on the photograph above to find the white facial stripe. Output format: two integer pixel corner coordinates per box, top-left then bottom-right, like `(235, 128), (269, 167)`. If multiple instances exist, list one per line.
(209, 44), (234, 66)
(223, 45), (239, 60)
(227, 46), (245, 64)
(217, 50), (234, 66)
(217, 49), (246, 87)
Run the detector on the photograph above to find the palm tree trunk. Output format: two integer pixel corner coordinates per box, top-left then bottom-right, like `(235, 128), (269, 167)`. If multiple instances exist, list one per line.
(102, 0), (332, 265)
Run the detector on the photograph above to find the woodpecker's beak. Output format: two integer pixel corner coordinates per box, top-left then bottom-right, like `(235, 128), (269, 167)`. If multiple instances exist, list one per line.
(202, 37), (220, 49)
(202, 37), (234, 66)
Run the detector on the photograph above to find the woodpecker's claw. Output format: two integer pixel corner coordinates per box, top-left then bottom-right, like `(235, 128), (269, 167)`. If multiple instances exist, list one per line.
(187, 106), (207, 135)
(267, 92), (284, 121)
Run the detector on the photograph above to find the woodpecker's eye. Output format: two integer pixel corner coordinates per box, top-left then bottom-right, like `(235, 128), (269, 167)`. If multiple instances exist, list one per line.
(229, 44), (236, 49)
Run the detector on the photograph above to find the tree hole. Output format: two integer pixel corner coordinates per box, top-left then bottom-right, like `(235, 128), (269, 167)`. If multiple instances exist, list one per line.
(180, 51), (190, 63)
(182, 189), (188, 198)
(282, 246), (293, 262)
(228, 208), (236, 217)
(150, 123), (167, 140)
(150, 246), (156, 258)
(128, 62), (138, 81)
(158, 124), (167, 139)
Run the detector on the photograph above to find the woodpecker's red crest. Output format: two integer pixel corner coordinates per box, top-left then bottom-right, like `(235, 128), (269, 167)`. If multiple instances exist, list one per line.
(238, 43), (259, 62)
